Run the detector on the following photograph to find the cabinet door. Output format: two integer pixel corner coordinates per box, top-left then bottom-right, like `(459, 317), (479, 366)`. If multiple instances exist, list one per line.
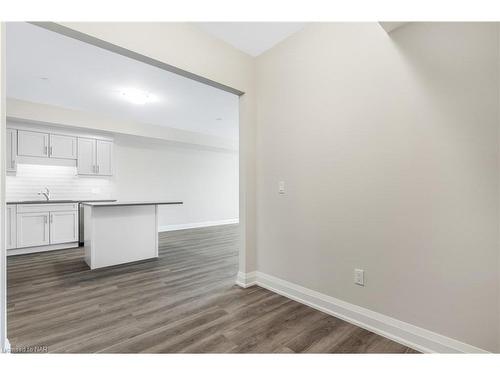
(50, 134), (77, 159)
(96, 140), (113, 176)
(16, 212), (50, 248)
(6, 128), (17, 172)
(6, 205), (17, 250)
(50, 211), (78, 244)
(77, 137), (96, 175)
(17, 130), (49, 158)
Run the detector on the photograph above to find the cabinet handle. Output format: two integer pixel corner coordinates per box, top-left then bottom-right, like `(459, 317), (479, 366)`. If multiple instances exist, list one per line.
(44, 146), (48, 155)
(50, 214), (53, 223)
(44, 216), (47, 224)
(97, 165), (99, 174)
(49, 146), (53, 156)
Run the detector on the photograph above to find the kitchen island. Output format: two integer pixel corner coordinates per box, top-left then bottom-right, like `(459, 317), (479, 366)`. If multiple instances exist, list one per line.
(81, 201), (183, 269)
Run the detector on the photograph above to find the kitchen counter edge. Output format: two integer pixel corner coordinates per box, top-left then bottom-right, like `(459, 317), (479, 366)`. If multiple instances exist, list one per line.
(80, 201), (183, 207)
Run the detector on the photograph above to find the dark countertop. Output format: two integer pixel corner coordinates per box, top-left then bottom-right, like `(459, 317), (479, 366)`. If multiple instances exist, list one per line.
(81, 201), (183, 207)
(7, 199), (117, 205)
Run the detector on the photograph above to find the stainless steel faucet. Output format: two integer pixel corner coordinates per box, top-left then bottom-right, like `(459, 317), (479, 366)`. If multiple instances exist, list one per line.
(38, 187), (50, 201)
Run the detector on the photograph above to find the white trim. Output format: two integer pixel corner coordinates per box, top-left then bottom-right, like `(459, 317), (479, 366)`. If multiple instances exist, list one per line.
(252, 271), (489, 354)
(236, 271), (257, 288)
(7, 242), (79, 256)
(159, 219), (239, 232)
(3, 338), (10, 353)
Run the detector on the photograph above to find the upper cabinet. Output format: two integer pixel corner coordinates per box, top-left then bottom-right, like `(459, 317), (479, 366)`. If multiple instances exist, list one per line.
(96, 140), (113, 176)
(77, 138), (113, 176)
(8, 122), (113, 177)
(77, 137), (96, 175)
(17, 130), (49, 158)
(6, 128), (17, 173)
(18, 130), (77, 160)
(49, 134), (77, 159)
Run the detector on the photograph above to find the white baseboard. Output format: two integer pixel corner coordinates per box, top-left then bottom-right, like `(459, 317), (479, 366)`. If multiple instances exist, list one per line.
(236, 271), (257, 288)
(7, 242), (79, 256)
(159, 219), (239, 232)
(236, 271), (489, 354)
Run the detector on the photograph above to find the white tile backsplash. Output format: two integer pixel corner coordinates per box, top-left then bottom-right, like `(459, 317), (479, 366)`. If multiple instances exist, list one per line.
(6, 164), (115, 201)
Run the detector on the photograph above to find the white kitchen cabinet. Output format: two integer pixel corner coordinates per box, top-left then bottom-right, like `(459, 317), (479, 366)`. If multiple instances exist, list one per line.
(17, 130), (49, 158)
(16, 212), (50, 248)
(96, 140), (113, 175)
(77, 137), (97, 175)
(6, 128), (17, 172)
(50, 211), (78, 244)
(18, 130), (77, 160)
(6, 205), (17, 250)
(14, 203), (79, 249)
(9, 124), (113, 175)
(77, 138), (113, 176)
(49, 134), (77, 159)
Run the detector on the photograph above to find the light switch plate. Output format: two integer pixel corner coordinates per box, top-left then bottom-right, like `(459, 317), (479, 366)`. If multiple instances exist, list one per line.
(278, 181), (285, 194)
(354, 269), (364, 286)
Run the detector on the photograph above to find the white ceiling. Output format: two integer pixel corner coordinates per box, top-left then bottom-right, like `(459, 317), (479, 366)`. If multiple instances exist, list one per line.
(196, 22), (306, 57)
(6, 22), (239, 141)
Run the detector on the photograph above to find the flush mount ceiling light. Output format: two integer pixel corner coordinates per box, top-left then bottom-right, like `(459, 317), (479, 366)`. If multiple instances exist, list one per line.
(119, 88), (158, 105)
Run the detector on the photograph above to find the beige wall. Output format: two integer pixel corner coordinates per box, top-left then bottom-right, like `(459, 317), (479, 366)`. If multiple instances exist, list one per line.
(60, 22), (257, 273)
(498, 22), (500, 349)
(256, 23), (499, 352)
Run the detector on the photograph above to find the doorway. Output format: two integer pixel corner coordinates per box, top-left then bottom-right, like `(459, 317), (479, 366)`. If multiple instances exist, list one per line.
(1, 21), (246, 352)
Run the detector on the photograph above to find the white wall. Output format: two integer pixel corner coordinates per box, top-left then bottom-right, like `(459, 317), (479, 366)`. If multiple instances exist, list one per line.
(8, 98), (237, 152)
(256, 23), (499, 352)
(113, 134), (238, 228)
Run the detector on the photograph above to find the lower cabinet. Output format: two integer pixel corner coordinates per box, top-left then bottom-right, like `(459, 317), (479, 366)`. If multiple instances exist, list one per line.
(11, 203), (79, 250)
(50, 211), (79, 244)
(16, 212), (50, 248)
(6, 205), (17, 250)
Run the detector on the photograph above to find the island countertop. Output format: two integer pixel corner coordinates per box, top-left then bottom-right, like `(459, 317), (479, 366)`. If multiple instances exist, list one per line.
(81, 201), (183, 207)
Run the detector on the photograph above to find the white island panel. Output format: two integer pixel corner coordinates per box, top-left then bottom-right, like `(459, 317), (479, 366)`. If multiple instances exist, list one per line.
(84, 204), (158, 269)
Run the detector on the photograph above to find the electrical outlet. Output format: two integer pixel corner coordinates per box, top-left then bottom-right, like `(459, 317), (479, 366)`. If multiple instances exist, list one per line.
(354, 269), (364, 286)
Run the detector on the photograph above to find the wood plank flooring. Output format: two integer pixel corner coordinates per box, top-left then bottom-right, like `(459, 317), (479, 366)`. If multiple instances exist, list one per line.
(7, 224), (418, 353)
